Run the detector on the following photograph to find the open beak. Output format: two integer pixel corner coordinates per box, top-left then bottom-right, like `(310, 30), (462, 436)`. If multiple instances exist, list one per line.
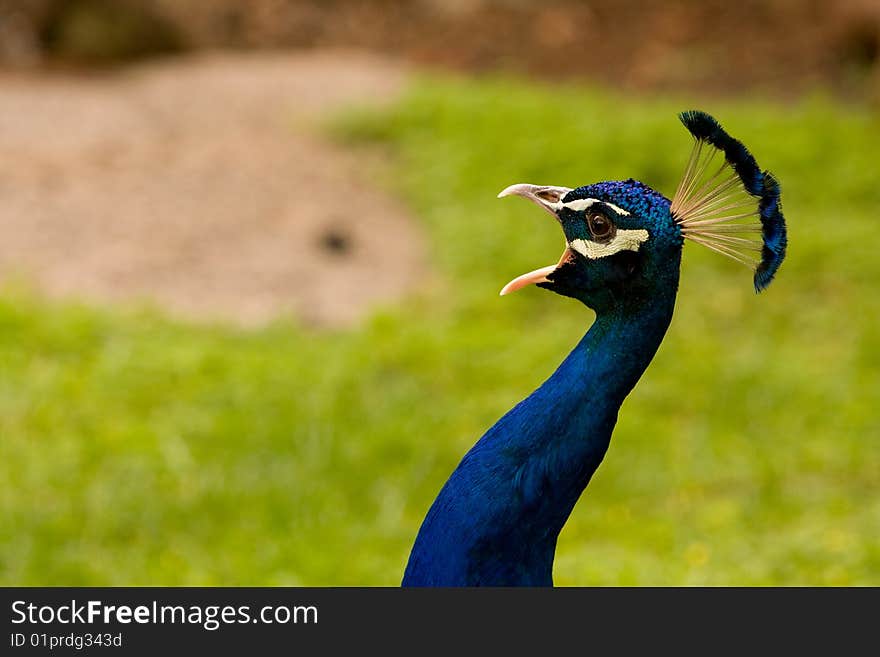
(497, 183), (575, 296)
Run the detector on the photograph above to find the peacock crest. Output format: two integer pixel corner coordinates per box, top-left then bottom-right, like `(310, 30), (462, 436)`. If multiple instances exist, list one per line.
(671, 111), (787, 292)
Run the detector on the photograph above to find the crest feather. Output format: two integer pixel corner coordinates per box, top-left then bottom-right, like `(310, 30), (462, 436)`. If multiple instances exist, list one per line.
(671, 110), (787, 292)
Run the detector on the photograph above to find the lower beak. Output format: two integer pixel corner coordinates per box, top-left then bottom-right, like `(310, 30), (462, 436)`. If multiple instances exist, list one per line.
(497, 183), (574, 296)
(499, 247), (575, 295)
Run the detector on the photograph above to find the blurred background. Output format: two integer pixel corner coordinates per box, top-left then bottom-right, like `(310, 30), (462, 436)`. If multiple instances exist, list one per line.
(1, 0), (878, 585)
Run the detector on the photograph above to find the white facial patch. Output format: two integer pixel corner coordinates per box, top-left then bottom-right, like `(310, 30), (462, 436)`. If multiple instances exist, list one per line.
(569, 229), (649, 259)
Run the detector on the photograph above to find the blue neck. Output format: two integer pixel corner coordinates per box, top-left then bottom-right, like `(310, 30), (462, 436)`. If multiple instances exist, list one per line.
(402, 286), (677, 586)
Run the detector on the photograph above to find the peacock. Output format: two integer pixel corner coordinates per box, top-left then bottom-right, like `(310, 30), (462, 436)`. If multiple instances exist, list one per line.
(402, 111), (787, 586)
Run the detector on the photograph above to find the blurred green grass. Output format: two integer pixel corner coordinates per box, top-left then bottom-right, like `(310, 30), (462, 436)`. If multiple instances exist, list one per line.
(2, 78), (878, 585)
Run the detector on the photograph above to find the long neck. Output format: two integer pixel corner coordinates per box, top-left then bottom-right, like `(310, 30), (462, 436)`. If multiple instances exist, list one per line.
(402, 286), (677, 586)
(490, 290), (677, 529)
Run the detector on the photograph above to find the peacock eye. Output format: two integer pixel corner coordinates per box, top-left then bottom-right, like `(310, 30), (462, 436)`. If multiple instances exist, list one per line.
(586, 211), (615, 242)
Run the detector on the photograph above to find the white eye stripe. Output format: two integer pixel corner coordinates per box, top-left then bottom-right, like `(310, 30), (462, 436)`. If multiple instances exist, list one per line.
(555, 197), (631, 216)
(569, 229), (649, 259)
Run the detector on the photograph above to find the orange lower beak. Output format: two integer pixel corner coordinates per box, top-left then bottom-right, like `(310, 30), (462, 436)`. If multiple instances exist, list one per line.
(500, 246), (574, 296)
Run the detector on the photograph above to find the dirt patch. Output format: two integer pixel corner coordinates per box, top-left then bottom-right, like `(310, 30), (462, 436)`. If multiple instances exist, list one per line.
(0, 51), (426, 327)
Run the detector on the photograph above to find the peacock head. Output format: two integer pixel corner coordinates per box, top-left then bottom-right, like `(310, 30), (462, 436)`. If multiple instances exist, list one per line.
(497, 111), (788, 312)
(497, 179), (681, 311)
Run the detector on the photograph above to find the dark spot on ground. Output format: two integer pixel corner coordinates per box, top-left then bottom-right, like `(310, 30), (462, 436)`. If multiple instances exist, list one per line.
(320, 229), (352, 255)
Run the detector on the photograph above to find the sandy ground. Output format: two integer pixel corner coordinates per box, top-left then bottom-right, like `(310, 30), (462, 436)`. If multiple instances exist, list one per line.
(0, 51), (425, 327)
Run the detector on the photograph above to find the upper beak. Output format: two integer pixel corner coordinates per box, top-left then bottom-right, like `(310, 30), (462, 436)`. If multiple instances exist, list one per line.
(497, 183), (575, 296)
(497, 183), (572, 216)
